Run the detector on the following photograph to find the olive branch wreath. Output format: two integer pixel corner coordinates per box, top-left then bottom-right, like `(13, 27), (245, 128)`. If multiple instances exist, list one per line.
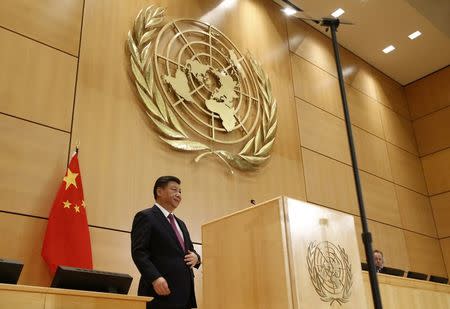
(306, 242), (353, 306)
(127, 5), (277, 173)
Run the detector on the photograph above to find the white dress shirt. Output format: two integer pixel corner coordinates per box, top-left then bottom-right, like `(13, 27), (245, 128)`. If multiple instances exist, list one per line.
(155, 203), (184, 241)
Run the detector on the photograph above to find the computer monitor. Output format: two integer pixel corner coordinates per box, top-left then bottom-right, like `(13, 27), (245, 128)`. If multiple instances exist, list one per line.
(51, 266), (133, 294)
(361, 262), (368, 271)
(407, 271), (427, 281)
(429, 275), (448, 284)
(379, 266), (405, 277)
(0, 258), (23, 284)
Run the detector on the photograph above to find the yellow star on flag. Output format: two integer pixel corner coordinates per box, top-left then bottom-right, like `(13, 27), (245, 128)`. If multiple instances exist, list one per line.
(62, 200), (71, 209)
(82, 200), (86, 208)
(74, 205), (80, 213)
(63, 168), (78, 190)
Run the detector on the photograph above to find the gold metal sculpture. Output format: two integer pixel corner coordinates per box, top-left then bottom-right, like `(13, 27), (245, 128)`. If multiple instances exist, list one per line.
(307, 241), (353, 305)
(127, 5), (277, 172)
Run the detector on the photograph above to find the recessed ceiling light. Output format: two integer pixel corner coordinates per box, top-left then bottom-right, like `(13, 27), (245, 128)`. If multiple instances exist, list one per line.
(331, 8), (345, 18)
(382, 45), (395, 54)
(408, 31), (422, 40)
(282, 7), (298, 16)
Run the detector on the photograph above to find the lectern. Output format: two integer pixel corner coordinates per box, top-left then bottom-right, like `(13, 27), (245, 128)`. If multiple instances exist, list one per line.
(202, 197), (368, 308)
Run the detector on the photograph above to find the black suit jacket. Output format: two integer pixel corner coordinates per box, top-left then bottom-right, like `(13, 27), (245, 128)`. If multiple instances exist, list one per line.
(131, 205), (200, 309)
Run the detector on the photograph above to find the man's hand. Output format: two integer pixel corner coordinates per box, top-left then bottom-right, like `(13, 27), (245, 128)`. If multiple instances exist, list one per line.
(152, 277), (170, 296)
(184, 250), (198, 268)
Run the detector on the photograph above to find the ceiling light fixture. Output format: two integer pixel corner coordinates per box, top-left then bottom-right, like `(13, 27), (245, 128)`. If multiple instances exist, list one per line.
(382, 45), (395, 54)
(273, 0), (302, 16)
(331, 8), (345, 18)
(282, 7), (297, 16)
(408, 31), (422, 40)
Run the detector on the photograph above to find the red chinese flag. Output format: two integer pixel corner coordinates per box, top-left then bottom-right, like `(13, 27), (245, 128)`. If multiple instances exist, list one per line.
(41, 152), (93, 274)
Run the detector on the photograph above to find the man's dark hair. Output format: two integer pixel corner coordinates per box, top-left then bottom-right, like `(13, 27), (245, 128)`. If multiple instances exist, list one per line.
(373, 249), (383, 257)
(153, 176), (181, 199)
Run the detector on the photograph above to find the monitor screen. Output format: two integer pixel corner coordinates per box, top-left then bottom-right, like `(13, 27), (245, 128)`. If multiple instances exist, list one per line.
(379, 266), (405, 277)
(0, 258), (23, 284)
(429, 275), (448, 284)
(361, 262), (368, 271)
(407, 271), (427, 281)
(51, 266), (133, 294)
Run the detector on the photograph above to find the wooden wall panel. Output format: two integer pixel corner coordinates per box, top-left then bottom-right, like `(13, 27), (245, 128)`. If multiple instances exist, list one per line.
(70, 0), (305, 239)
(302, 148), (358, 215)
(0, 114), (69, 217)
(291, 54), (343, 117)
(287, 19), (337, 77)
(353, 126), (393, 180)
(413, 106), (450, 156)
(406, 66), (450, 120)
(296, 99), (350, 163)
(380, 105), (418, 155)
(404, 231), (447, 276)
(430, 192), (450, 238)
(363, 273), (450, 309)
(422, 148), (450, 195)
(374, 72), (410, 119)
(89, 226), (140, 296)
(387, 143), (428, 195)
(0, 213), (51, 287)
(354, 218), (410, 270)
(347, 86), (384, 138)
(0, 0), (83, 55)
(340, 48), (379, 100)
(441, 238), (450, 279)
(360, 172), (401, 227)
(395, 186), (437, 237)
(0, 28), (77, 131)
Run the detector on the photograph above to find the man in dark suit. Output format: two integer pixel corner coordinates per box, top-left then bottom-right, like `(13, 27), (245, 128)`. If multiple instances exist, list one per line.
(131, 176), (201, 309)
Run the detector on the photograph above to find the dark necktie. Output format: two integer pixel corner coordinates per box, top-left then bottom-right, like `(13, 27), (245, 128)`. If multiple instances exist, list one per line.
(168, 213), (185, 252)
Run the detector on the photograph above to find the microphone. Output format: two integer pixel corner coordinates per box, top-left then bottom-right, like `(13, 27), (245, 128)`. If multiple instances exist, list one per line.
(250, 199), (256, 206)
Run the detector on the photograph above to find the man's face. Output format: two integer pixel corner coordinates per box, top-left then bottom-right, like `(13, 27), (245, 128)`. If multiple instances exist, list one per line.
(157, 181), (182, 212)
(374, 252), (383, 269)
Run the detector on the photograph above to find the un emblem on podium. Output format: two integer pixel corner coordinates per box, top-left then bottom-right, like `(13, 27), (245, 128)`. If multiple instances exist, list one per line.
(127, 6), (277, 173)
(307, 241), (353, 305)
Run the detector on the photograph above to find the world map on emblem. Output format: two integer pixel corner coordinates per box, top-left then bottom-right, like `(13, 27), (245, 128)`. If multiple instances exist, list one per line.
(153, 19), (262, 144)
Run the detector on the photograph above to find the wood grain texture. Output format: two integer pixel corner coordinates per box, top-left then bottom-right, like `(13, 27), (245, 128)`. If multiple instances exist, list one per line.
(0, 114), (69, 217)
(440, 237), (450, 279)
(404, 231), (447, 276)
(380, 105), (418, 155)
(386, 143), (428, 195)
(346, 86), (384, 139)
(396, 185), (437, 237)
(422, 148), (450, 195)
(291, 54), (343, 117)
(413, 106), (450, 156)
(363, 272), (450, 309)
(430, 192), (450, 238)
(0, 28), (77, 131)
(353, 126), (393, 180)
(0, 283), (149, 309)
(406, 66), (450, 120)
(202, 199), (293, 309)
(359, 171), (401, 227)
(0, 0), (83, 56)
(302, 148), (358, 216)
(296, 99), (350, 164)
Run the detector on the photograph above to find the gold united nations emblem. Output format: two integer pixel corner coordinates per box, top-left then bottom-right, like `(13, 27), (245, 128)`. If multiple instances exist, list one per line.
(307, 241), (353, 305)
(127, 6), (277, 173)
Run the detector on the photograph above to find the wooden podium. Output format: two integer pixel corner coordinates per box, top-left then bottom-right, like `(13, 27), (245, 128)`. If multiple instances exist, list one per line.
(202, 197), (367, 308)
(0, 283), (151, 309)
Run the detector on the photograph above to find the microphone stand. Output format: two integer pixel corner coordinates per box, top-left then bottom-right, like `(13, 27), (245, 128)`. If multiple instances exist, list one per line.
(320, 17), (383, 309)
